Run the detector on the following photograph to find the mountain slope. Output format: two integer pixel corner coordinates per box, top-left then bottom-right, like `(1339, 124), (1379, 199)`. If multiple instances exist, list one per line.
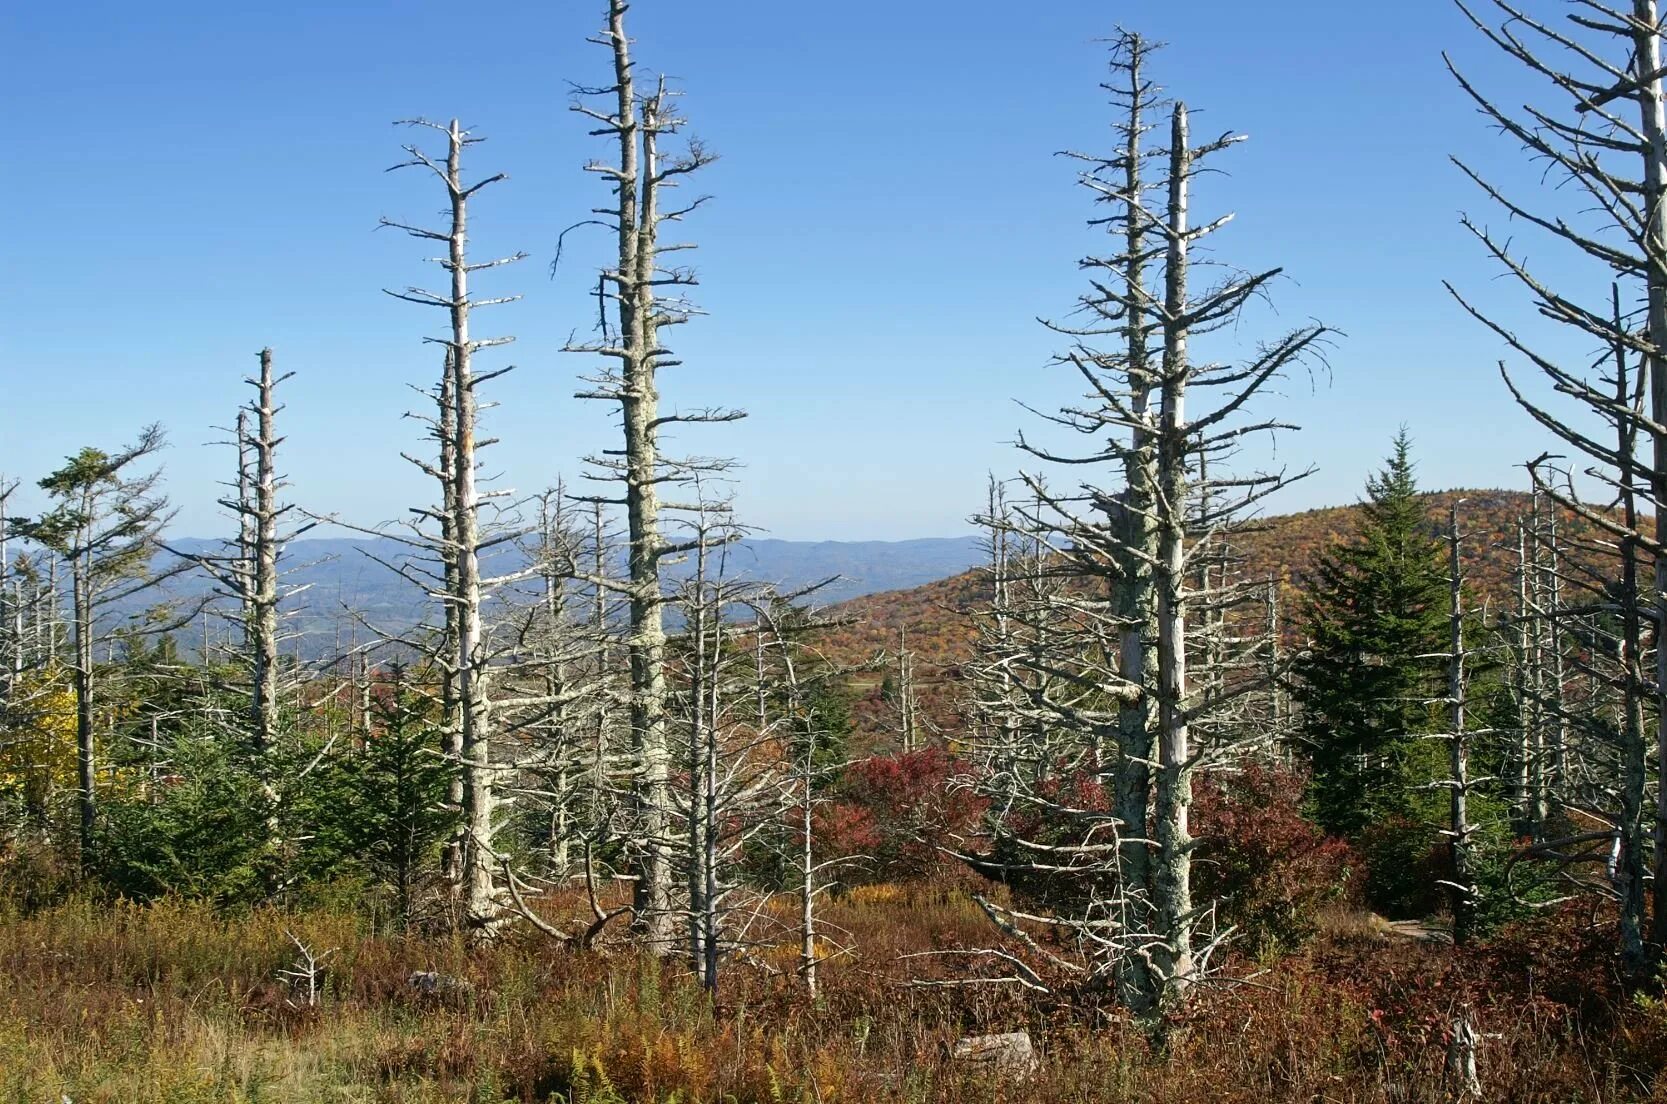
(815, 489), (1619, 744)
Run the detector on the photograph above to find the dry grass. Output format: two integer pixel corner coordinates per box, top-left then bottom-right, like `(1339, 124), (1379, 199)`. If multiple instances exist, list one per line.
(0, 887), (1661, 1103)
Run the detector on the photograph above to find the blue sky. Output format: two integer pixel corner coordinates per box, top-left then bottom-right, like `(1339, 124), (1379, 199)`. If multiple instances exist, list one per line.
(0, 0), (1594, 539)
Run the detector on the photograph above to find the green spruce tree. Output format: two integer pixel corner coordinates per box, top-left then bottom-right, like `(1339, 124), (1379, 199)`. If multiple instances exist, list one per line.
(302, 663), (456, 926)
(1293, 431), (1447, 839)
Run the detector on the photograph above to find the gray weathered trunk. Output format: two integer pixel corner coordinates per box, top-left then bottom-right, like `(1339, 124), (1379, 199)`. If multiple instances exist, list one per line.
(1632, 0), (1667, 954)
(1445, 505), (1476, 946)
(438, 355), (465, 890)
(1113, 43), (1159, 1001)
(249, 350), (282, 783)
(440, 119), (500, 938)
(1150, 102), (1195, 1001)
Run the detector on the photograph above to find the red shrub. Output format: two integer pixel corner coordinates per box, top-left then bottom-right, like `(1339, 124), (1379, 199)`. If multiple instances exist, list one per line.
(822, 747), (985, 882)
(1194, 764), (1358, 954)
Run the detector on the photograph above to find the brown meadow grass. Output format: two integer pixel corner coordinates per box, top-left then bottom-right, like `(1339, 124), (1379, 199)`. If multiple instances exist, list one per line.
(1, 885), (1663, 1103)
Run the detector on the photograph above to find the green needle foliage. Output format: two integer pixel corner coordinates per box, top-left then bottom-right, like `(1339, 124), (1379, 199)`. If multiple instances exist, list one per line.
(1293, 431), (1447, 841)
(302, 663), (457, 926)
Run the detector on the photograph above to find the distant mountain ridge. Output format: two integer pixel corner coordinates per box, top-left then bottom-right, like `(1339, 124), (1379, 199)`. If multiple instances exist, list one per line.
(147, 534), (987, 657)
(133, 490), (1587, 671)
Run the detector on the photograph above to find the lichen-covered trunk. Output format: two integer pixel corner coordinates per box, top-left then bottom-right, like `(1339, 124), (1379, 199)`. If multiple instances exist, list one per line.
(1446, 507), (1475, 946)
(1633, 0), (1667, 956)
(250, 350), (281, 793)
(622, 274), (673, 950)
(609, 15), (675, 949)
(442, 119), (498, 939)
(1613, 284), (1652, 979)
(437, 357), (465, 889)
(73, 545), (94, 867)
(1150, 102), (1195, 1006)
(1112, 36), (1158, 1008)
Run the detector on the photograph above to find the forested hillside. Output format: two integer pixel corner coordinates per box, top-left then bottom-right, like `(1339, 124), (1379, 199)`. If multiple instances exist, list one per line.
(822, 488), (1614, 740)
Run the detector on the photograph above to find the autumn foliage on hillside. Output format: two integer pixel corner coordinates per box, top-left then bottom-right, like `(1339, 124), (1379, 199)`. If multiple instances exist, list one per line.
(816, 489), (1614, 743)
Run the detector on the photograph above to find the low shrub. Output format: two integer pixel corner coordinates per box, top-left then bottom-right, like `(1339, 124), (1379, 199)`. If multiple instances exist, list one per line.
(1194, 764), (1358, 955)
(820, 747), (984, 882)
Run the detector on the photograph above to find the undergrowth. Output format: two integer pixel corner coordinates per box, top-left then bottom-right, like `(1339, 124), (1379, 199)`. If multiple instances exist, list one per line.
(0, 888), (1660, 1103)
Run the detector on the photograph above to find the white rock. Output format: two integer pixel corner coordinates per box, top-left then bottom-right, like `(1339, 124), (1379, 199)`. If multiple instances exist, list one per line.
(952, 1031), (1037, 1078)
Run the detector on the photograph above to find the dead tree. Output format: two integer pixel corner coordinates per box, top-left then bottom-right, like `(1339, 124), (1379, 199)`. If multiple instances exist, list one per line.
(968, 480), (1076, 793)
(1535, 507), (1569, 824)
(0, 476), (18, 705)
(381, 117), (527, 940)
(566, 0), (741, 951)
(970, 31), (1327, 1013)
(891, 626), (922, 754)
(1263, 578), (1291, 749)
(1446, 0), (1667, 976)
(525, 487), (585, 877)
(388, 352), (469, 888)
(497, 497), (638, 950)
(277, 932), (335, 1009)
(672, 508), (773, 993)
(1509, 519), (1540, 835)
(970, 32), (1170, 1007)
(1435, 503), (1481, 945)
(167, 351), (313, 817)
(750, 581), (854, 997)
(495, 484), (625, 897)
(1505, 493), (1571, 840)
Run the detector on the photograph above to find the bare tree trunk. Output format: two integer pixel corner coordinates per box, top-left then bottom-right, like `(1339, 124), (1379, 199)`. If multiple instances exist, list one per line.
(0, 477), (11, 702)
(686, 532), (712, 985)
(540, 490), (574, 876)
(600, 0), (673, 949)
(1445, 504), (1477, 946)
(73, 537), (94, 864)
(382, 116), (525, 940)
(1633, 0), (1667, 953)
(1108, 33), (1163, 1006)
(1151, 102), (1195, 1000)
(1543, 513), (1567, 815)
(445, 121), (500, 939)
(1265, 579), (1286, 745)
(896, 626), (919, 753)
(437, 355), (465, 890)
(249, 350), (283, 785)
(1512, 523), (1536, 836)
(570, 0), (730, 952)
(589, 500), (613, 849)
(800, 753), (817, 997)
(1613, 286), (1651, 978)
(703, 610), (721, 994)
